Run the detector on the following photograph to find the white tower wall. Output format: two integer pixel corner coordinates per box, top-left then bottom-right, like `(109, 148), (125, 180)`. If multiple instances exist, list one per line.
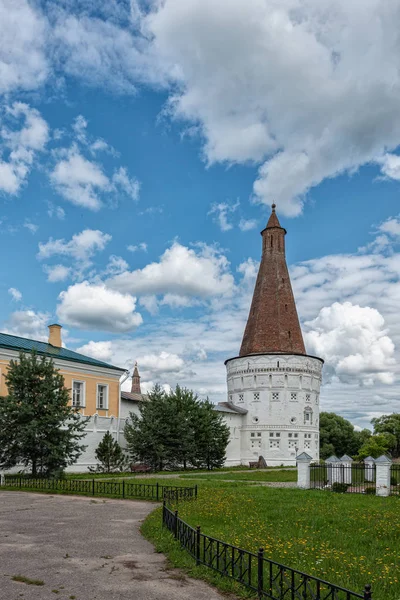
(224, 353), (323, 466)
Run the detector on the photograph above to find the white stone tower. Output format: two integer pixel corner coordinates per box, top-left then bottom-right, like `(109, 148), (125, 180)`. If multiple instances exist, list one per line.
(224, 205), (323, 466)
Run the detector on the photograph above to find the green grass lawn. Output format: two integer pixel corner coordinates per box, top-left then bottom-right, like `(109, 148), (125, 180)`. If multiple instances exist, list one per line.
(180, 469), (297, 482)
(142, 480), (400, 600)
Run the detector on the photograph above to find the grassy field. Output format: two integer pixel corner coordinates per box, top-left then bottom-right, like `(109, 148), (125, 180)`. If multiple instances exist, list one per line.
(181, 469), (297, 482)
(142, 480), (400, 600)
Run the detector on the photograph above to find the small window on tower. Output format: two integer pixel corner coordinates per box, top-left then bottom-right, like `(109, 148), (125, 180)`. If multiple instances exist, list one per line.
(285, 304), (288, 312)
(238, 393), (244, 402)
(272, 392), (279, 401)
(253, 392), (260, 401)
(288, 331), (291, 339)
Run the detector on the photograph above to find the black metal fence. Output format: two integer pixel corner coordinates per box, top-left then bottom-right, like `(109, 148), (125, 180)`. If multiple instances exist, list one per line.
(2, 476), (197, 502)
(310, 463), (376, 494)
(162, 503), (372, 600)
(390, 464), (400, 496)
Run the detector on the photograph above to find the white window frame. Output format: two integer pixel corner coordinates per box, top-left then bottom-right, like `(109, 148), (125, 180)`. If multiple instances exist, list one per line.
(72, 380), (86, 408)
(96, 383), (109, 410)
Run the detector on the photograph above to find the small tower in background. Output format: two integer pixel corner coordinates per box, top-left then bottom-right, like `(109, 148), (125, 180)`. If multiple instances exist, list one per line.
(131, 362), (141, 394)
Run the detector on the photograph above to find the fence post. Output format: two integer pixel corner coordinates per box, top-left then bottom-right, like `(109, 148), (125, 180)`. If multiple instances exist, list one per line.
(257, 547), (264, 599)
(375, 455), (392, 497)
(122, 480), (125, 499)
(364, 584), (372, 600)
(364, 457), (375, 483)
(195, 484), (198, 499)
(92, 479), (95, 496)
(340, 455), (353, 485)
(0, 472), (4, 486)
(174, 510), (178, 539)
(156, 482), (159, 501)
(196, 526), (201, 565)
(297, 452), (312, 489)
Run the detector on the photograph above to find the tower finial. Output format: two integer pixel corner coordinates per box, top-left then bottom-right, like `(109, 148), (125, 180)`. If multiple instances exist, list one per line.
(272, 203), (276, 211)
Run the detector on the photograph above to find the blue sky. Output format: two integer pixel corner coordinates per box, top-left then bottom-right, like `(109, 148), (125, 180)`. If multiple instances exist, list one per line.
(2, 0), (400, 429)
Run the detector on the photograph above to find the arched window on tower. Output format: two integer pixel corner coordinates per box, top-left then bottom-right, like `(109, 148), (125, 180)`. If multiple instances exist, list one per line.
(304, 407), (313, 425)
(270, 236), (273, 248)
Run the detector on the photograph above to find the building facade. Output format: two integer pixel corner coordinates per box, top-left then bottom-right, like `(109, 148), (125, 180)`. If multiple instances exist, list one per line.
(218, 205), (324, 466)
(0, 324), (128, 472)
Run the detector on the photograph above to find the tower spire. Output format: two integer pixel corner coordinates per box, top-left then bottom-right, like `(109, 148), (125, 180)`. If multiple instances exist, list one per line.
(131, 362), (142, 394)
(239, 205), (306, 356)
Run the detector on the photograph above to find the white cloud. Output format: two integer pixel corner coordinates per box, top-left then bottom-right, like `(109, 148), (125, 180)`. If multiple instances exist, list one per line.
(8, 287), (22, 302)
(23, 221), (38, 234)
(239, 218), (257, 232)
(127, 242), (148, 253)
(112, 167), (140, 201)
(45, 264), (71, 283)
(76, 340), (114, 363)
(57, 281), (143, 333)
(139, 0), (400, 215)
(139, 295), (159, 315)
(378, 216), (400, 238)
(104, 255), (129, 276)
(72, 114), (88, 144)
(50, 149), (110, 210)
(38, 229), (111, 267)
(47, 203), (66, 220)
(161, 294), (197, 309)
(108, 241), (234, 298)
(2, 310), (49, 341)
(208, 201), (239, 232)
(377, 154), (400, 181)
(138, 351), (184, 374)
(0, 0), (48, 94)
(304, 302), (396, 386)
(0, 103), (49, 195)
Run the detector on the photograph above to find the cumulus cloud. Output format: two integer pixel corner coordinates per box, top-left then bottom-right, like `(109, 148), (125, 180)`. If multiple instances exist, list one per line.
(57, 281), (143, 333)
(76, 340), (114, 363)
(112, 167), (140, 201)
(38, 229), (111, 272)
(0, 103), (49, 195)
(127, 242), (148, 253)
(0, 0), (48, 94)
(2, 309), (49, 341)
(44, 264), (72, 283)
(50, 149), (110, 210)
(8, 287), (22, 302)
(304, 302), (396, 386)
(138, 351), (184, 374)
(108, 241), (234, 299)
(239, 218), (257, 232)
(208, 201), (239, 232)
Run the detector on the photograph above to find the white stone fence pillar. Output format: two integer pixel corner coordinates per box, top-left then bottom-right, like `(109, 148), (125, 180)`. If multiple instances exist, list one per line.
(0, 473), (4, 486)
(340, 455), (353, 484)
(297, 452), (313, 489)
(364, 456), (375, 482)
(326, 455), (342, 485)
(375, 455), (392, 497)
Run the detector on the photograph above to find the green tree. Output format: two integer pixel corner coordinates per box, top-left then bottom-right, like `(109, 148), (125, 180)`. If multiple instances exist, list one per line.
(124, 385), (230, 470)
(319, 412), (361, 459)
(0, 351), (88, 477)
(193, 399), (230, 470)
(92, 432), (126, 473)
(371, 414), (400, 457)
(356, 433), (395, 460)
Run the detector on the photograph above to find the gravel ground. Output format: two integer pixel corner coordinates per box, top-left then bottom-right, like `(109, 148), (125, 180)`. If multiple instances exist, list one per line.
(0, 492), (231, 600)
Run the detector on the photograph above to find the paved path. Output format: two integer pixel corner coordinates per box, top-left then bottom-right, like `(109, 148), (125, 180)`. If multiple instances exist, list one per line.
(0, 492), (231, 600)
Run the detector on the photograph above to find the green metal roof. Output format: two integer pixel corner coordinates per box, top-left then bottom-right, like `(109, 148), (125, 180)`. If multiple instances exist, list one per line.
(0, 332), (125, 372)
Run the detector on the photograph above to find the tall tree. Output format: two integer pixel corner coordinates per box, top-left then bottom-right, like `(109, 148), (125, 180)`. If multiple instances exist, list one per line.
(356, 434), (395, 460)
(193, 399), (230, 470)
(92, 432), (126, 473)
(0, 351), (88, 477)
(124, 385), (230, 470)
(371, 414), (400, 457)
(319, 412), (362, 459)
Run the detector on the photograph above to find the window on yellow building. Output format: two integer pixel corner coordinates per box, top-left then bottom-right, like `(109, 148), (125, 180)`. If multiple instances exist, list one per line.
(97, 384), (108, 410)
(72, 381), (85, 407)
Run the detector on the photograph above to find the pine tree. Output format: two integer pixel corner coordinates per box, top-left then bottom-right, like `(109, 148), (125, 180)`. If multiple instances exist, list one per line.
(124, 384), (230, 470)
(93, 432), (126, 472)
(0, 351), (88, 477)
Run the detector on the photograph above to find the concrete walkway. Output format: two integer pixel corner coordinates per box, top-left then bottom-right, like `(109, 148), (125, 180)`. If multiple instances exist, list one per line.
(0, 492), (231, 600)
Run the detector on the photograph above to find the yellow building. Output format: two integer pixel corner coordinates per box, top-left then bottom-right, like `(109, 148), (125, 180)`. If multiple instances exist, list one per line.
(0, 324), (126, 418)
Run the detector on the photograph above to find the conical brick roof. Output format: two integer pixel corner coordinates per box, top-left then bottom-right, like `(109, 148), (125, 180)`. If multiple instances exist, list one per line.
(239, 205), (306, 356)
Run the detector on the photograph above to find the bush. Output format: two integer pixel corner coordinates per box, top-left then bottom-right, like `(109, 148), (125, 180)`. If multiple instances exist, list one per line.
(332, 482), (349, 493)
(364, 486), (376, 494)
